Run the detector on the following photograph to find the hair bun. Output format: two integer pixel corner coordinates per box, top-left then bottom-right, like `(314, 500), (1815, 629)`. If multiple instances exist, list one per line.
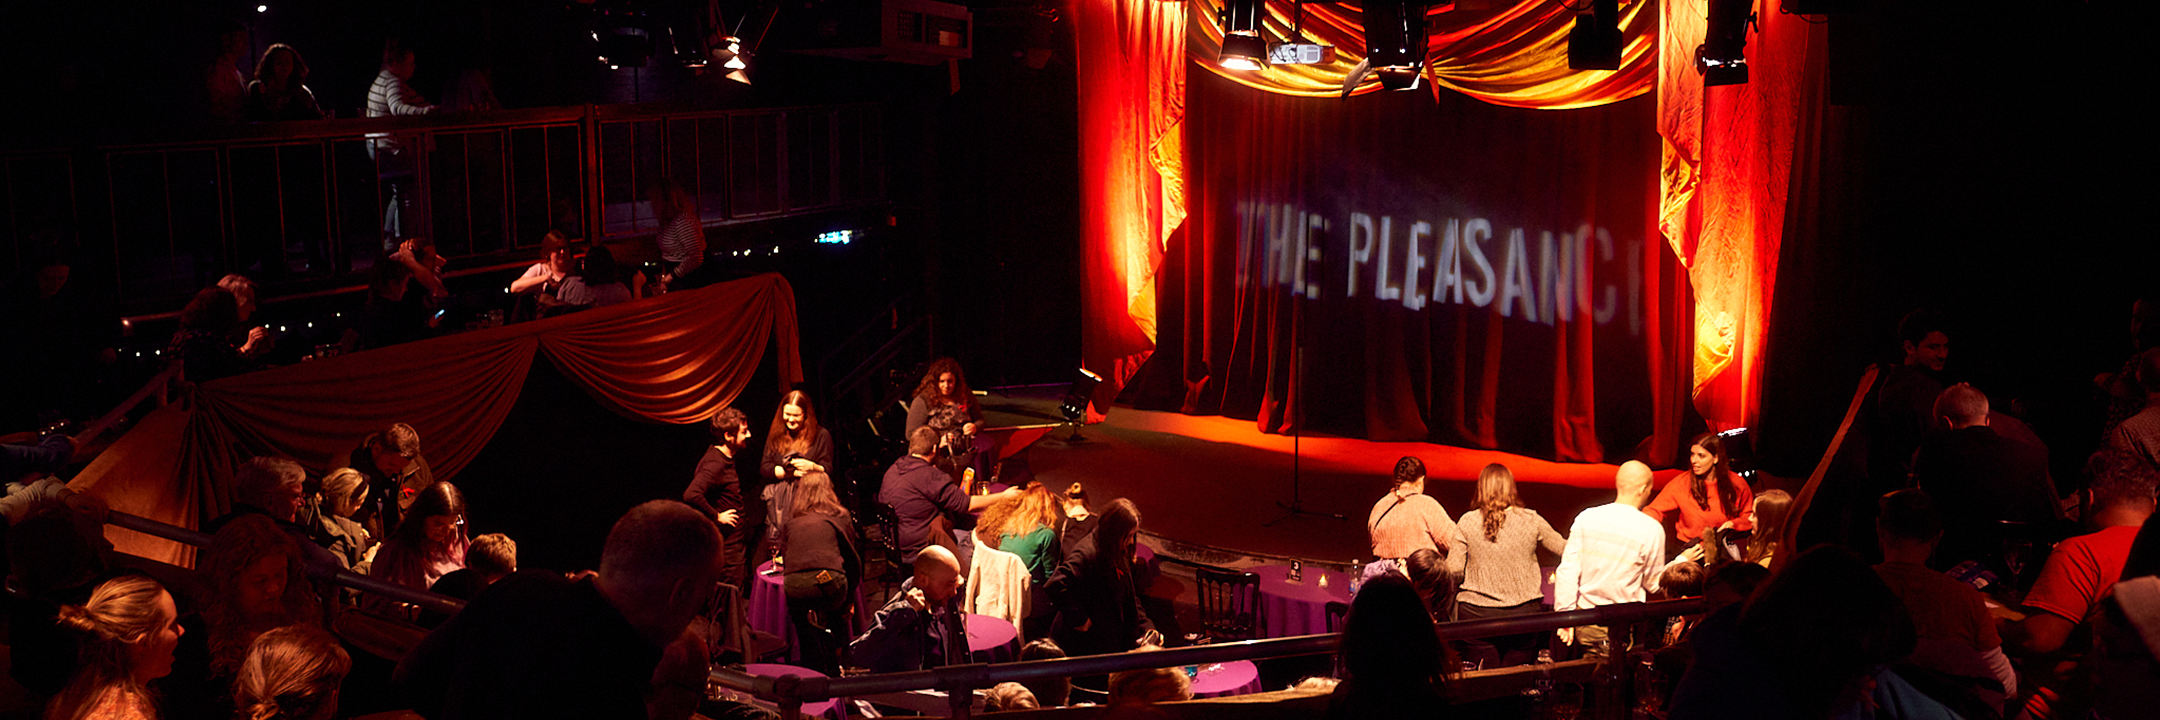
(54, 604), (108, 637)
(248, 700), (280, 720)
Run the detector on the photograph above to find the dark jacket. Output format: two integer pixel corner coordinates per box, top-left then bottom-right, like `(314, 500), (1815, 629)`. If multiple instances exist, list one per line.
(758, 428), (835, 536)
(878, 455), (970, 562)
(682, 446), (745, 540)
(1914, 424), (2060, 565)
(781, 511), (861, 586)
(1044, 537), (1154, 657)
(848, 577), (964, 672)
(398, 572), (659, 720)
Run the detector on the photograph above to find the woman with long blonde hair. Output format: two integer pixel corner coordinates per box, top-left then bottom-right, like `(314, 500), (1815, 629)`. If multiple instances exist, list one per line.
(46, 576), (185, 720)
(1445, 464), (1566, 668)
(978, 484), (1063, 583)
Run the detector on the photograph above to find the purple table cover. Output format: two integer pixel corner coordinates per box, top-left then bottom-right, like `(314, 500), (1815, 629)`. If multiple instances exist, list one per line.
(740, 663), (841, 718)
(1249, 564), (1353, 638)
(748, 560), (869, 663)
(964, 613), (1021, 663)
(1190, 660), (1263, 698)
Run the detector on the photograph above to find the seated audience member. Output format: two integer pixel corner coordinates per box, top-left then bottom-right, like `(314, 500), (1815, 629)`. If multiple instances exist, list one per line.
(779, 472), (859, 675)
(1358, 548), (1450, 622)
(418, 532), (514, 628)
(1325, 573), (1451, 719)
(168, 287), (261, 383)
(1017, 639), (1070, 707)
(551, 245), (636, 310)
(507, 232), (572, 295)
(1057, 483), (1097, 560)
(1106, 648), (1192, 708)
(685, 408), (752, 586)
(879, 426), (1018, 564)
(1447, 463), (1567, 668)
(759, 390), (836, 553)
(1368, 455), (1457, 562)
(48, 575), (186, 720)
(2099, 301), (2160, 433)
(1554, 460), (1666, 658)
(367, 482), (470, 617)
(306, 468), (372, 569)
(3, 431), (75, 484)
(2090, 521), (2160, 720)
(979, 482), (1063, 584)
(984, 682), (1040, 712)
(1645, 433), (1755, 547)
(233, 625), (349, 720)
(1667, 546), (1942, 720)
(206, 457), (343, 576)
(5, 505), (115, 698)
(2107, 348), (2160, 474)
(243, 44), (323, 122)
(1656, 561), (1708, 646)
(1699, 489), (1795, 568)
(347, 423), (432, 541)
(1046, 499), (1156, 658)
(351, 257), (427, 351)
(850, 546), (966, 673)
(906, 358), (1000, 479)
(1873, 489), (2017, 713)
(165, 516), (324, 720)
(398, 500), (726, 720)
(1914, 383), (2061, 567)
(2011, 448), (2157, 657)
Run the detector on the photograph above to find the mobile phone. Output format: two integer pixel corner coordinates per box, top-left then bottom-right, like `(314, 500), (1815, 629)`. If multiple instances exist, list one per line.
(433, 309), (447, 319)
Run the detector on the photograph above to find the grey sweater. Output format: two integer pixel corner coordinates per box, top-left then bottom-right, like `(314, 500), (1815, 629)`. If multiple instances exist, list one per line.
(1448, 507), (1568, 608)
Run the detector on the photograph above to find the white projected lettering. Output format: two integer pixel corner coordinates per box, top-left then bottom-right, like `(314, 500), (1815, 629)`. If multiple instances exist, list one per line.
(1235, 203), (1643, 335)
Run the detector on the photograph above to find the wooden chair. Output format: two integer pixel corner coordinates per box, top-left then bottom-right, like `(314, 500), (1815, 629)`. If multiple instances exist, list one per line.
(1192, 565), (1264, 643)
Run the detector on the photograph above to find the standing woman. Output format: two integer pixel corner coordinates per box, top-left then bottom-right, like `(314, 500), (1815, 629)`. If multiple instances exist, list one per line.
(760, 389), (836, 551)
(907, 358), (997, 480)
(1446, 464), (1566, 669)
(1045, 499), (1156, 658)
(779, 472), (859, 674)
(46, 576), (186, 720)
(1367, 456), (1457, 561)
(1644, 433), (1756, 548)
(648, 180), (705, 290)
(243, 44), (323, 121)
(366, 482), (469, 617)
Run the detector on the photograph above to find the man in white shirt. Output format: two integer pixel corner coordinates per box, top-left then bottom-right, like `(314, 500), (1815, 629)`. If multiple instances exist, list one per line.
(1553, 460), (1665, 658)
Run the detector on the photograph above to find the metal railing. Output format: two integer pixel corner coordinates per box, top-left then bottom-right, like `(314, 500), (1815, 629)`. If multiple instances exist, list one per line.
(3, 101), (884, 314)
(104, 510), (465, 616)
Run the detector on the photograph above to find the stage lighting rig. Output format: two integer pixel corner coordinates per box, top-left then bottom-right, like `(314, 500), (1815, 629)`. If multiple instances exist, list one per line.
(1218, 0), (1267, 70)
(1697, 0), (1756, 86)
(1568, 0), (1621, 70)
(1059, 368), (1105, 442)
(1358, 0), (1428, 92)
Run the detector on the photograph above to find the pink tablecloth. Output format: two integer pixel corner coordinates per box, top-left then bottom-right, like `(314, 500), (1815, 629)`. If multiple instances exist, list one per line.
(1249, 564), (1353, 638)
(964, 613), (1021, 663)
(748, 560), (869, 663)
(1190, 660), (1263, 698)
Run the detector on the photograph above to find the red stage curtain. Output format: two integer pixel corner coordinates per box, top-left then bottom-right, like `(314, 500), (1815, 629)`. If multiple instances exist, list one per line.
(71, 274), (803, 566)
(1658, 3), (1826, 431)
(1187, 0), (1657, 108)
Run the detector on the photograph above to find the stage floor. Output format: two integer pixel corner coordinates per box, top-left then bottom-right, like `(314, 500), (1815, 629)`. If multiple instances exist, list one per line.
(981, 389), (1620, 565)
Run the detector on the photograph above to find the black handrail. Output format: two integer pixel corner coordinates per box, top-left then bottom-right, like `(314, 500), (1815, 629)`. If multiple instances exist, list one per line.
(105, 510), (466, 616)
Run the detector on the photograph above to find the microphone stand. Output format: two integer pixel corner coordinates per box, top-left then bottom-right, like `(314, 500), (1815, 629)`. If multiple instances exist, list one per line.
(1265, 287), (1346, 527)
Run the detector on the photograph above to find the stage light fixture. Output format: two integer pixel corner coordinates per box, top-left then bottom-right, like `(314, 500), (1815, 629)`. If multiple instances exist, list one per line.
(1060, 368), (1105, 442)
(1567, 0), (1621, 70)
(1362, 0), (1428, 91)
(1697, 0), (1755, 86)
(1218, 0), (1267, 70)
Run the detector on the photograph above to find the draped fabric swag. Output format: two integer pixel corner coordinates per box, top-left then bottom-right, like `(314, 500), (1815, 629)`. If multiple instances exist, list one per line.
(71, 274), (803, 566)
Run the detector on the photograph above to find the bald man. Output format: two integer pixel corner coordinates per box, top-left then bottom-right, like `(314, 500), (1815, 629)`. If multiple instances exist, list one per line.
(850, 546), (967, 672)
(1913, 383), (2059, 570)
(1553, 461), (1666, 658)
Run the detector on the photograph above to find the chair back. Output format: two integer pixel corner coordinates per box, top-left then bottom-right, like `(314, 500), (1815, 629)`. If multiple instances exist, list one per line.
(1193, 565), (1263, 642)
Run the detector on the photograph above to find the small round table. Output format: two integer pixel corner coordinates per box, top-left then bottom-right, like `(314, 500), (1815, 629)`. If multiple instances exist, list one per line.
(748, 561), (792, 650)
(963, 613), (1021, 663)
(1248, 564), (1353, 638)
(1189, 660), (1264, 698)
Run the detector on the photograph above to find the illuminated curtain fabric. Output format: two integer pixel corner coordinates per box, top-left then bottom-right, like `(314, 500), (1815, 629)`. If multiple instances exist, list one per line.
(1187, 0), (1657, 108)
(71, 274), (803, 566)
(1658, 4), (1826, 430)
(1075, 0), (1188, 417)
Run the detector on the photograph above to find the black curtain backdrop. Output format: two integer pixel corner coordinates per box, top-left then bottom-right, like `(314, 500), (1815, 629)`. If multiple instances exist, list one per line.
(1129, 69), (1689, 464)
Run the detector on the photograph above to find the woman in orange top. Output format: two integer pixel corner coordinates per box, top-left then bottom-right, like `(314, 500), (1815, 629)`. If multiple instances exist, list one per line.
(1645, 433), (1755, 544)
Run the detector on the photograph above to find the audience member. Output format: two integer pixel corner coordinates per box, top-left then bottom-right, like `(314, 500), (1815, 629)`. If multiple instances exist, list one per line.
(351, 257), (427, 351)
(347, 423), (433, 542)
(168, 288), (260, 384)
(399, 500), (726, 719)
(205, 24), (248, 124)
(2009, 447), (2156, 660)
(849, 545), (966, 672)
(367, 41), (436, 241)
(507, 231), (572, 295)
(4, 432), (76, 484)
(684, 408), (751, 585)
(1357, 547), (1451, 622)
(979, 482), (1062, 584)
(983, 682), (1040, 712)
(648, 180), (705, 289)
(552, 245), (635, 310)
(305, 468), (372, 569)
(1447, 463), (1566, 668)
(367, 482), (469, 617)
(232, 625), (349, 720)
(1656, 561), (1707, 646)
(214, 274), (271, 357)
(1915, 383), (2062, 568)
(2098, 293), (2160, 435)
(1367, 455), (1456, 561)
(779, 471), (859, 675)
(1, 247), (122, 426)
(880, 426), (1017, 564)
(418, 532), (516, 628)
(1873, 489), (2017, 713)
(758, 390), (836, 551)
(1554, 460), (1665, 658)
(243, 44), (322, 122)
(1057, 482), (1098, 560)
(47, 575), (184, 720)
(907, 358), (999, 479)
(7, 505), (117, 698)
(1045, 498), (1155, 657)
(165, 515), (323, 720)
(1324, 573), (1450, 719)
(205, 457), (343, 575)
(2088, 521), (2160, 720)
(1718, 489), (1793, 568)
(1874, 309), (1954, 485)
(1645, 433), (1755, 548)
(1106, 648), (1191, 708)
(1017, 638), (1071, 707)
(2106, 348), (2160, 474)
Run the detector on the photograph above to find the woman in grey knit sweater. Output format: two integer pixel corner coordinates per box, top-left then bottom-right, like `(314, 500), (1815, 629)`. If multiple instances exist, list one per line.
(1446, 463), (1567, 668)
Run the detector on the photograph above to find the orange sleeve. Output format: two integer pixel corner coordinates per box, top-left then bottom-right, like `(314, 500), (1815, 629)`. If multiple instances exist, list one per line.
(1727, 475), (1757, 532)
(1643, 478), (1682, 523)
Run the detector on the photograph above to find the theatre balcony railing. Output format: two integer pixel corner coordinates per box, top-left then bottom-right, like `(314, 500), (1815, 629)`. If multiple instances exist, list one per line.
(0, 101), (885, 316)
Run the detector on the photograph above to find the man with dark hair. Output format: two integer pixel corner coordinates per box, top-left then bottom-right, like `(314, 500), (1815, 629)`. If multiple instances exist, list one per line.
(399, 500), (725, 720)
(1368, 455), (1454, 560)
(1912, 384), (2060, 569)
(1872, 489), (2016, 709)
(1873, 310), (1952, 488)
(684, 407), (751, 586)
(879, 426), (1017, 564)
(2009, 448), (2157, 657)
(348, 422), (433, 540)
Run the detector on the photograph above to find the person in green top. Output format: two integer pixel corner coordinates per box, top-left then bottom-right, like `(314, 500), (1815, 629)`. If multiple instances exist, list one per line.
(980, 484), (1064, 583)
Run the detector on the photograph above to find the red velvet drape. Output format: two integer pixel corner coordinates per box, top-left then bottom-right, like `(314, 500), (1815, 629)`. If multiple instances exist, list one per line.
(71, 274), (803, 566)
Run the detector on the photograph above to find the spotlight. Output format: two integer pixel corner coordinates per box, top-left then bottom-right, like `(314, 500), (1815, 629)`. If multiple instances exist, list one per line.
(1567, 0), (1621, 70)
(1375, 66), (1421, 91)
(1362, 0), (1428, 91)
(1059, 368), (1105, 441)
(1218, 0), (1267, 70)
(1697, 0), (1754, 86)
(256, 4), (268, 12)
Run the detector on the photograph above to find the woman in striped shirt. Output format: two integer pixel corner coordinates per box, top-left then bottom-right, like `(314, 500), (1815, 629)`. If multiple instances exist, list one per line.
(649, 181), (705, 288)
